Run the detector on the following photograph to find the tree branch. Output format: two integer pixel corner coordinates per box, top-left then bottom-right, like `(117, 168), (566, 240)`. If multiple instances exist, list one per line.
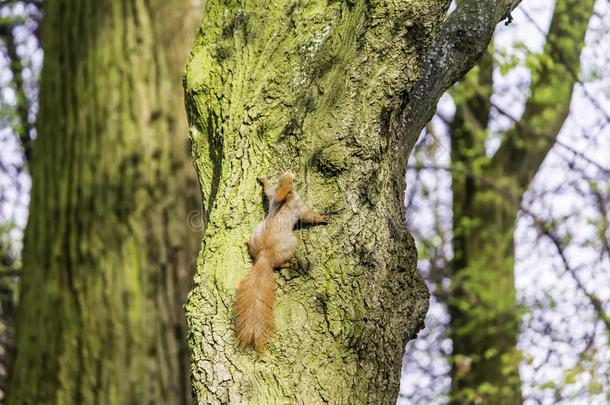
(519, 7), (610, 124)
(540, 226), (610, 332)
(491, 0), (596, 189)
(408, 163), (521, 208)
(490, 100), (610, 176)
(397, 0), (522, 152)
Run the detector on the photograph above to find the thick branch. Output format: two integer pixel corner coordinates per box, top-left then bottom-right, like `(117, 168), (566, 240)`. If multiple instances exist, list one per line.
(397, 0), (521, 153)
(491, 0), (596, 189)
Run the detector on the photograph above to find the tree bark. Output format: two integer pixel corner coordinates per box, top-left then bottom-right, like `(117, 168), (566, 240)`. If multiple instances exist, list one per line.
(184, 0), (522, 403)
(8, 1), (201, 404)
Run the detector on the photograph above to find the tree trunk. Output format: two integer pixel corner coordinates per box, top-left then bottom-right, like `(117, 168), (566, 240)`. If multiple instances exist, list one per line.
(183, 0), (521, 403)
(448, 0), (594, 402)
(449, 95), (522, 403)
(8, 1), (201, 404)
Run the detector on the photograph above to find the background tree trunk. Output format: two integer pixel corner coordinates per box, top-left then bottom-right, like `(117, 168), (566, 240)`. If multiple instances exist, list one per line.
(8, 1), (201, 404)
(449, 75), (522, 402)
(448, 0), (595, 402)
(184, 0), (521, 403)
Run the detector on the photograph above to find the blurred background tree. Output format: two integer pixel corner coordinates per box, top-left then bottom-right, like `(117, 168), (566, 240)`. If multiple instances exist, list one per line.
(401, 0), (610, 404)
(1, 0), (203, 403)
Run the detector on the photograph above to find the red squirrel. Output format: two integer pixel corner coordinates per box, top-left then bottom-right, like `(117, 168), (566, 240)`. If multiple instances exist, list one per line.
(235, 171), (328, 353)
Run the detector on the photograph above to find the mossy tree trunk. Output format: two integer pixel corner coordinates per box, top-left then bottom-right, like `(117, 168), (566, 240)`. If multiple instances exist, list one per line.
(448, 0), (595, 402)
(8, 1), (201, 404)
(449, 54), (523, 402)
(184, 0), (521, 403)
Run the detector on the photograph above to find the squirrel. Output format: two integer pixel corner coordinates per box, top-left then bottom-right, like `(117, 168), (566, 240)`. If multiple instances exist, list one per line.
(235, 171), (328, 353)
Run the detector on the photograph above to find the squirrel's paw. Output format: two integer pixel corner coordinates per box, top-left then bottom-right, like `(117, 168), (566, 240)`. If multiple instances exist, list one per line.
(279, 258), (297, 268)
(257, 176), (268, 184)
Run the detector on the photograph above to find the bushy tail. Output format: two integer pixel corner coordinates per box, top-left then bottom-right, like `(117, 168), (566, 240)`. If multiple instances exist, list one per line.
(235, 252), (276, 353)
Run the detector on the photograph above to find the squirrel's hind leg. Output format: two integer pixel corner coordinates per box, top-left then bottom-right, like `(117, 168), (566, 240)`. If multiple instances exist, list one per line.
(278, 258), (297, 268)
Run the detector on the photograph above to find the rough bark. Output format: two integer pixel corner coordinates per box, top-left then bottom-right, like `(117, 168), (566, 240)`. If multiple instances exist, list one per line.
(7, 1), (201, 404)
(448, 0), (595, 402)
(184, 0), (522, 403)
